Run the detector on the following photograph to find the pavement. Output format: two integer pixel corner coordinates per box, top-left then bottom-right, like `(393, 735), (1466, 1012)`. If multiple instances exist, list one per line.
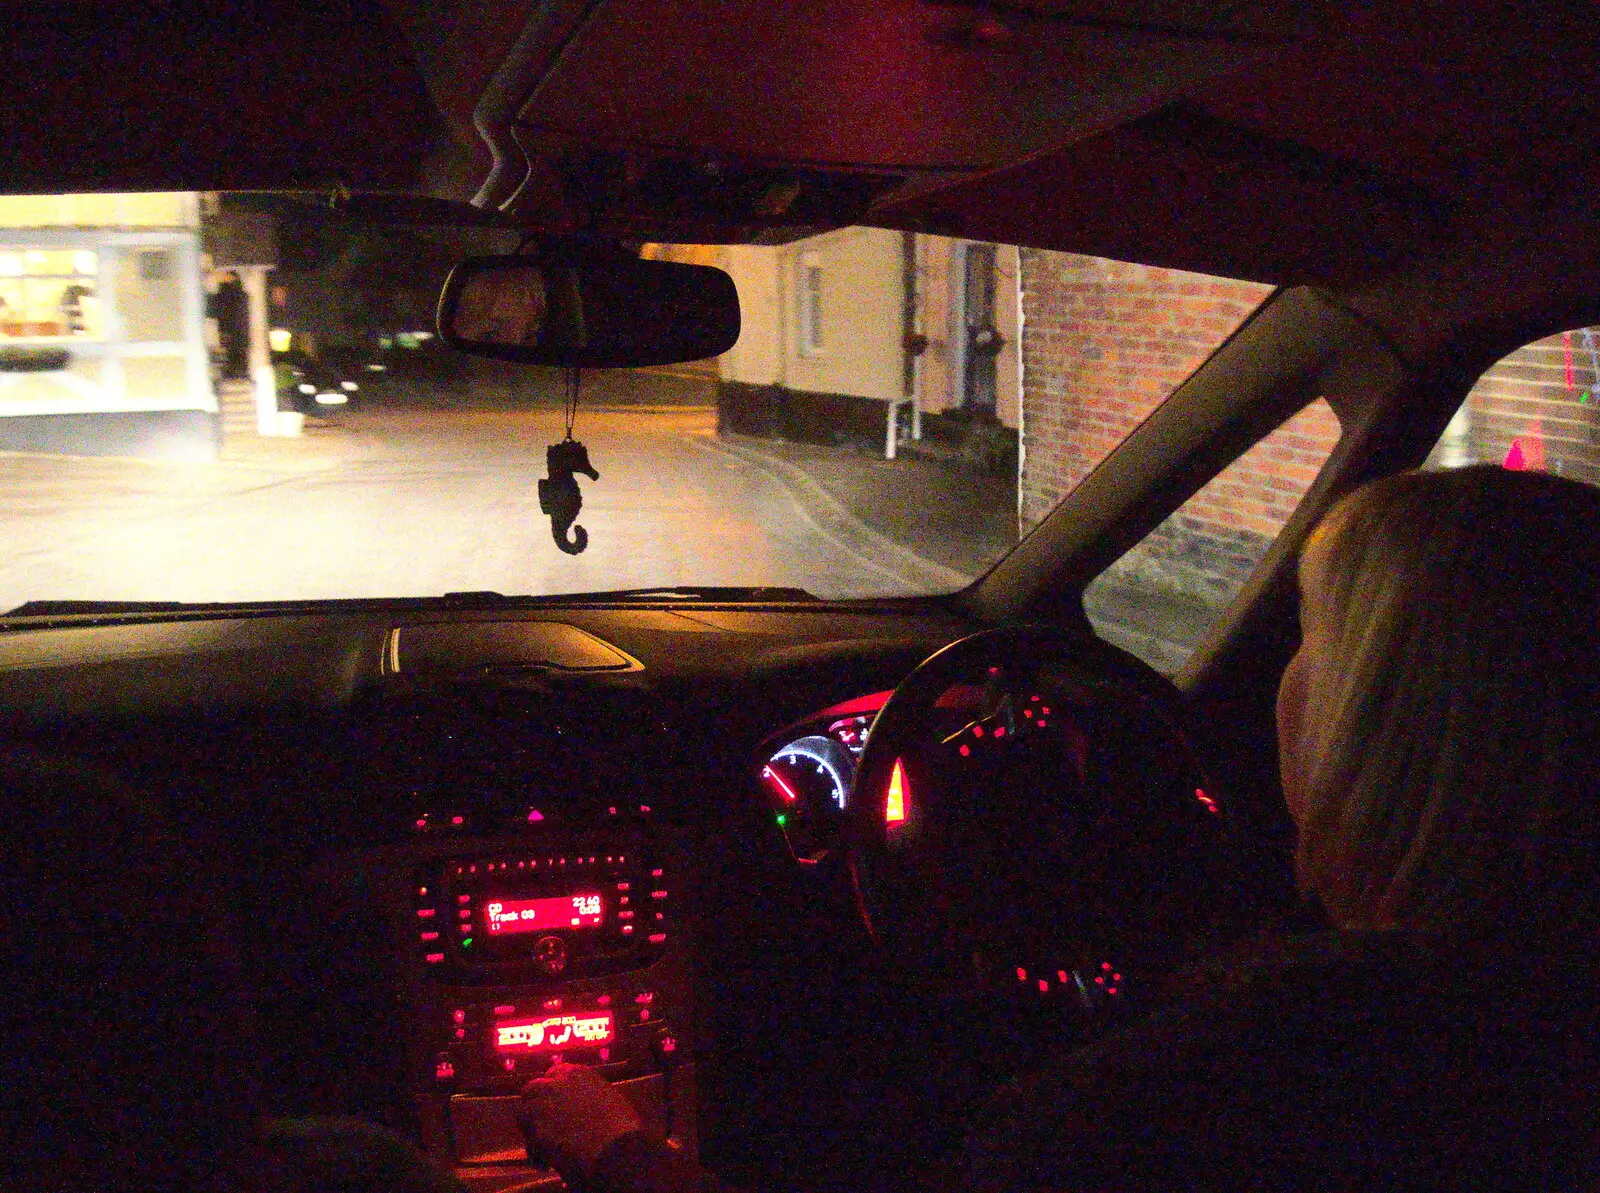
(0, 371), (1010, 610)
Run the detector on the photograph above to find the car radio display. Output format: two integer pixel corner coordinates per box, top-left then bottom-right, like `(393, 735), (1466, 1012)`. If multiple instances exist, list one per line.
(483, 893), (604, 935)
(493, 1012), (616, 1053)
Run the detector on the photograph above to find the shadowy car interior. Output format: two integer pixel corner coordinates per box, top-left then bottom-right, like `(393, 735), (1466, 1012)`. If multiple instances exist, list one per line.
(4, 3), (1600, 1190)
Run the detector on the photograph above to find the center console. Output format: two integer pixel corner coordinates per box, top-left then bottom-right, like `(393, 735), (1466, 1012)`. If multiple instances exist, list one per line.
(400, 805), (691, 1174)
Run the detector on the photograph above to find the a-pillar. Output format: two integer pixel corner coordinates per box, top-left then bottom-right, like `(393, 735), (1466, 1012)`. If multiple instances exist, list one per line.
(236, 265), (292, 436)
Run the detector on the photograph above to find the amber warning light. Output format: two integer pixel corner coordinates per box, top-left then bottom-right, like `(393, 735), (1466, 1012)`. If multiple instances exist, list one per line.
(885, 759), (908, 825)
(484, 893), (604, 935)
(494, 1012), (615, 1054)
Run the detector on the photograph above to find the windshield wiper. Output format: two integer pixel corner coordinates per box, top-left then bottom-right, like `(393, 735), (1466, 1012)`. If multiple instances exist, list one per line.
(7, 599), (208, 616)
(441, 586), (818, 603)
(6, 587), (819, 618)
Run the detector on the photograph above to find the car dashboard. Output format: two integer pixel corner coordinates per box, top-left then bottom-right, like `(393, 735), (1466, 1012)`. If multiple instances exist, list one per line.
(0, 600), (986, 1187)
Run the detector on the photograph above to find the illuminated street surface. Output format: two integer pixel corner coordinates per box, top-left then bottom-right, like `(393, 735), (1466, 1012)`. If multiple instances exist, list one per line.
(0, 390), (966, 610)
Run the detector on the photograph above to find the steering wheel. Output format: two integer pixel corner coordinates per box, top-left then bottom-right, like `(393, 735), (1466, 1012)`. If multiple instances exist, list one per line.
(846, 625), (1241, 1009)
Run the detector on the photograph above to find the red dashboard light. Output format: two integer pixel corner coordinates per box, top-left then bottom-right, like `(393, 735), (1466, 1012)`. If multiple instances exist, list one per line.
(484, 894), (604, 935)
(885, 759), (908, 825)
(814, 690), (895, 718)
(494, 1012), (615, 1054)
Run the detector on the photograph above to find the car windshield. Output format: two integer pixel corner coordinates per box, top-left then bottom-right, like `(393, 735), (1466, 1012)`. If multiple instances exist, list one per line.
(0, 193), (1269, 610)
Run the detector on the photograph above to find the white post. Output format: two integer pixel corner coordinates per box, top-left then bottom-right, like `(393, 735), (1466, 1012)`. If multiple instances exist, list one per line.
(886, 398), (900, 460)
(239, 265), (288, 436)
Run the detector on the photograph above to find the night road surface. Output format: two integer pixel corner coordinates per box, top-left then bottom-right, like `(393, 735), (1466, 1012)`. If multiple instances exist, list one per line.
(0, 391), (970, 611)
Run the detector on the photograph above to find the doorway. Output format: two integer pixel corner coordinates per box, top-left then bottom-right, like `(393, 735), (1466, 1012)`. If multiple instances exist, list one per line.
(960, 243), (1001, 413)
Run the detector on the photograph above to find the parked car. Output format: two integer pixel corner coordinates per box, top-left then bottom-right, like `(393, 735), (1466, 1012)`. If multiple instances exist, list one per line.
(274, 350), (364, 413)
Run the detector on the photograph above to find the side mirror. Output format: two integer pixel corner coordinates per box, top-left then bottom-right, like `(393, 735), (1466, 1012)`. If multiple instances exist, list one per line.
(436, 249), (740, 368)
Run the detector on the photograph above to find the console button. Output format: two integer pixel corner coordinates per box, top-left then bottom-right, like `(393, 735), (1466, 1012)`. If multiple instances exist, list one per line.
(533, 935), (568, 975)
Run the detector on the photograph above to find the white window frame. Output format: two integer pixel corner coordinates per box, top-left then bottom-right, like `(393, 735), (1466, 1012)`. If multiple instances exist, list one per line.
(797, 252), (823, 357)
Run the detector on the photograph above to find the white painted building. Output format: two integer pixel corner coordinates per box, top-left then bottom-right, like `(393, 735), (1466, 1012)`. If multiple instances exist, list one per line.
(0, 192), (215, 458)
(712, 229), (1021, 457)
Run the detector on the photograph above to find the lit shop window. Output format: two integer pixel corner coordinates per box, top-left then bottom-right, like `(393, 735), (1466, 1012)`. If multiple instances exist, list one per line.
(0, 249), (101, 340)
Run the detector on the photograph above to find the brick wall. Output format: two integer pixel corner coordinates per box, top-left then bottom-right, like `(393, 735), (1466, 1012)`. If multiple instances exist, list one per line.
(1018, 251), (1274, 527)
(1020, 253), (1352, 670)
(1430, 327), (1600, 482)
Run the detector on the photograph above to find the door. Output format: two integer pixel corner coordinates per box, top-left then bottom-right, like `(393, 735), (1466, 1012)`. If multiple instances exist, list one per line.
(961, 243), (1001, 413)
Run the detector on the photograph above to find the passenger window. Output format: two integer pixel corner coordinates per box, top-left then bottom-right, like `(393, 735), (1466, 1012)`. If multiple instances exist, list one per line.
(1084, 399), (1342, 675)
(1425, 325), (1600, 478)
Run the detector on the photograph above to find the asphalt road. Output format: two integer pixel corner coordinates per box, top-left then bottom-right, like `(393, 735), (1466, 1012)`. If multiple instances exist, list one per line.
(0, 384), (972, 611)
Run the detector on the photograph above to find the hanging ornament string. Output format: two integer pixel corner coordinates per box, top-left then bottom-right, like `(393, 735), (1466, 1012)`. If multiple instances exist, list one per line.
(563, 365), (581, 441)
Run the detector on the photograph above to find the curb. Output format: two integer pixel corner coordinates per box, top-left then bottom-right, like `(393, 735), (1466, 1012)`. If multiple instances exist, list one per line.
(690, 433), (976, 594)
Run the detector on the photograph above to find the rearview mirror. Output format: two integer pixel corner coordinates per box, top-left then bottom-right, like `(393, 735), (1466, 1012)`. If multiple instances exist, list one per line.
(436, 249), (740, 368)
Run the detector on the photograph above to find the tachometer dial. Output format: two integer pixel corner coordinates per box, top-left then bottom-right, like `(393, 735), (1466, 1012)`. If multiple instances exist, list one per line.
(764, 735), (856, 812)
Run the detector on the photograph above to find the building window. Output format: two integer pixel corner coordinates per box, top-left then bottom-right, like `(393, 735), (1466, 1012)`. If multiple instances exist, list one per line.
(798, 254), (823, 356)
(0, 248), (100, 340)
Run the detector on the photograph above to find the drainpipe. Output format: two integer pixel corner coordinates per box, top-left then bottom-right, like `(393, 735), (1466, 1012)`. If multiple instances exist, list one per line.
(891, 231), (927, 459)
(1014, 244), (1026, 536)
